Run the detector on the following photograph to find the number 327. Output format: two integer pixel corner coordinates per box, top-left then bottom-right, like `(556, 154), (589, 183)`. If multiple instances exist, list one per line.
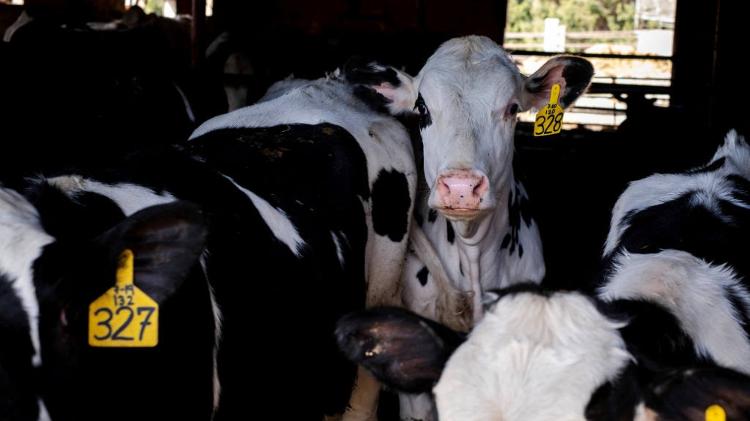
(93, 306), (155, 341)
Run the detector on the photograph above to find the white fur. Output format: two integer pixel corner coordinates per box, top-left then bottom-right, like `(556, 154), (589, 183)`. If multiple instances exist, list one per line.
(331, 231), (345, 268)
(220, 174), (306, 257)
(0, 188), (54, 366)
(604, 130), (750, 256)
(397, 36), (548, 420)
(200, 251), (223, 414)
(434, 292), (631, 421)
(46, 175), (177, 216)
(37, 399), (51, 421)
(599, 250), (750, 374)
(190, 74), (417, 309)
(191, 72), (418, 421)
(3, 10), (33, 42)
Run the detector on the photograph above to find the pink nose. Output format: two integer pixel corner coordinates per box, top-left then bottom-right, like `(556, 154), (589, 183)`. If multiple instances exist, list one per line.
(436, 170), (489, 210)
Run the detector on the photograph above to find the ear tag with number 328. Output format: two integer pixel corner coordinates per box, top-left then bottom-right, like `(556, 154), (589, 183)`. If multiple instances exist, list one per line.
(89, 249), (159, 347)
(706, 404), (726, 421)
(534, 83), (564, 137)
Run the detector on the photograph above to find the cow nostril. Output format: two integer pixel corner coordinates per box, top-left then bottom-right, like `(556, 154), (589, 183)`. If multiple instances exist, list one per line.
(473, 177), (487, 197)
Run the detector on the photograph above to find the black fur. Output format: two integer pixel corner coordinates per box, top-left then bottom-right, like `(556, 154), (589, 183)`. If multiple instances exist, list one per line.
(416, 266), (429, 286)
(371, 169), (411, 242)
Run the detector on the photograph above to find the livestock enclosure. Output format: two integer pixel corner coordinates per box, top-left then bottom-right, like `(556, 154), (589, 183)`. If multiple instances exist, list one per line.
(0, 0), (748, 420)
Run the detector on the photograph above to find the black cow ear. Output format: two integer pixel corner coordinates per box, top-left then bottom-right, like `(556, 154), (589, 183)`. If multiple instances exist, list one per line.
(645, 367), (750, 421)
(342, 57), (417, 115)
(585, 363), (643, 421)
(335, 307), (464, 394)
(96, 201), (208, 303)
(522, 56), (593, 111)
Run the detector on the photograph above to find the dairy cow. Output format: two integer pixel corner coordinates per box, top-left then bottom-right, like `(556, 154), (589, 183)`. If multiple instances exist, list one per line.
(0, 189), (215, 421)
(0, 70), (416, 420)
(343, 35), (593, 419)
(337, 285), (750, 421)
(337, 130), (750, 421)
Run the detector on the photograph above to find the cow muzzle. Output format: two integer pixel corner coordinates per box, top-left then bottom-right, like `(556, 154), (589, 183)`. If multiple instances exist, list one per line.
(432, 169), (491, 219)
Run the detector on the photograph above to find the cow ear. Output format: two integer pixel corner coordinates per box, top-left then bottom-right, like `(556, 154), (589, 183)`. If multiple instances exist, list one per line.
(644, 367), (750, 421)
(521, 56), (593, 111)
(585, 363), (644, 421)
(96, 201), (208, 303)
(342, 57), (418, 115)
(335, 307), (464, 394)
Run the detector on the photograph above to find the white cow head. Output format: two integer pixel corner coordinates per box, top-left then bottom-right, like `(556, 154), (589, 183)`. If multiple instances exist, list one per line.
(346, 36), (592, 230)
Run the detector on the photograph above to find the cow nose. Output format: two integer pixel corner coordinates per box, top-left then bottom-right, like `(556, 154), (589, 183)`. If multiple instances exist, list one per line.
(436, 169), (489, 210)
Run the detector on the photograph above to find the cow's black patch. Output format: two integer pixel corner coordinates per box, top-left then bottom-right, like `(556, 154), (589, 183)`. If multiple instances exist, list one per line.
(416, 266), (429, 286)
(343, 57), (402, 114)
(724, 286), (750, 340)
(688, 157), (725, 174)
(25, 182), (125, 241)
(585, 363), (641, 421)
(446, 220), (455, 244)
(502, 185), (534, 257)
(428, 209), (438, 223)
(614, 191), (749, 276)
(414, 93), (432, 130)
(371, 169), (411, 242)
(607, 299), (706, 370)
(727, 174), (750, 205)
(414, 208), (424, 227)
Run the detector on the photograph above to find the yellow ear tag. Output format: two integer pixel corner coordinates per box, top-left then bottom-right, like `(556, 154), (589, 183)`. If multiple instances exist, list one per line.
(88, 249), (159, 347)
(533, 83), (564, 137)
(706, 404), (726, 421)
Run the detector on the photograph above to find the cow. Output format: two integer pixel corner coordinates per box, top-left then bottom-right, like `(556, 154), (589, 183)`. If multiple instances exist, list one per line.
(341, 35), (593, 419)
(598, 129), (750, 377)
(0, 69), (416, 420)
(0, 188), (215, 421)
(337, 130), (750, 421)
(337, 284), (750, 421)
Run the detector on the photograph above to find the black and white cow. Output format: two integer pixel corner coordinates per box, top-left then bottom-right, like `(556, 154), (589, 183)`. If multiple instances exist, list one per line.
(0, 188), (215, 421)
(337, 130), (750, 421)
(343, 35), (593, 419)
(337, 285), (750, 421)
(598, 129), (750, 376)
(0, 70), (416, 420)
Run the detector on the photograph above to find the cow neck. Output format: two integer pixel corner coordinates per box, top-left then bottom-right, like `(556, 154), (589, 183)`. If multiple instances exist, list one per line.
(447, 173), (514, 324)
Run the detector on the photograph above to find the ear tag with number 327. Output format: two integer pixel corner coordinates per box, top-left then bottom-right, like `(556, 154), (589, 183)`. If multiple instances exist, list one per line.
(89, 249), (159, 347)
(534, 83), (564, 137)
(706, 404), (726, 421)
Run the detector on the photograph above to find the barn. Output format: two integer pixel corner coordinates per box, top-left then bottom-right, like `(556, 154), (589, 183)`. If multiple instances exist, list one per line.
(0, 1), (748, 420)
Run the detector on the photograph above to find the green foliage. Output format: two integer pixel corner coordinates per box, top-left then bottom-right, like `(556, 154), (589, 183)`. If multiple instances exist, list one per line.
(507, 0), (635, 32)
(144, 0), (165, 16)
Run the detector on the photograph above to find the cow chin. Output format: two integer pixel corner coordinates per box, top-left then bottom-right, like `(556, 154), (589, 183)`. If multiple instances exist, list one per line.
(436, 207), (491, 221)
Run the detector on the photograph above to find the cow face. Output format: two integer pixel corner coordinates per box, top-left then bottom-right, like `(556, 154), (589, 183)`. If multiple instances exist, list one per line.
(0, 189), (212, 421)
(346, 36), (593, 224)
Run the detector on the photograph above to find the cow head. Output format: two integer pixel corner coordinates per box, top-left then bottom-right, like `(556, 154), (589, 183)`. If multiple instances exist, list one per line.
(0, 186), (213, 421)
(346, 36), (592, 230)
(336, 286), (637, 421)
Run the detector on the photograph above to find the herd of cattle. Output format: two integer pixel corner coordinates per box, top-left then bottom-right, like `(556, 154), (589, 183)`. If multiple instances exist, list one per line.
(1, 20), (749, 421)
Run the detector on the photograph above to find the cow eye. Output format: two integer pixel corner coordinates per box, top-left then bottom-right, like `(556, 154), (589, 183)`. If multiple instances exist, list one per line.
(414, 94), (432, 129)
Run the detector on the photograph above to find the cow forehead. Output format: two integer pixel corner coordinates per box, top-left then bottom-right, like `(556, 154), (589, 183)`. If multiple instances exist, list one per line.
(417, 37), (522, 107)
(434, 292), (631, 420)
